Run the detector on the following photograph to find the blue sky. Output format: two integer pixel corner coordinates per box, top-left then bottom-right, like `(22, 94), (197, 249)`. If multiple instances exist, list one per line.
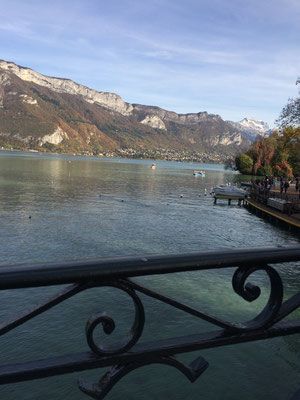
(0, 0), (299, 126)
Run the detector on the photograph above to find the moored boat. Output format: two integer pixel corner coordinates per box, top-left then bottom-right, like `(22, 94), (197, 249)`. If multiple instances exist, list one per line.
(213, 185), (247, 199)
(193, 170), (205, 177)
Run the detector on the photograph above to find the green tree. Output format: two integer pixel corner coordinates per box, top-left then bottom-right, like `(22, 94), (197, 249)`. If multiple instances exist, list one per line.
(235, 153), (253, 175)
(285, 127), (300, 176)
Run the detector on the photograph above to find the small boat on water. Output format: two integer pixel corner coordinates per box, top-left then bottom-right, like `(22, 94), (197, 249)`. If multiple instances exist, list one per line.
(151, 163), (156, 170)
(193, 170), (205, 177)
(213, 185), (247, 199)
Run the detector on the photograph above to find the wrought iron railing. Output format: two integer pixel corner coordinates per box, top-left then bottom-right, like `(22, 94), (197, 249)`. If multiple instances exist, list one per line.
(0, 247), (300, 399)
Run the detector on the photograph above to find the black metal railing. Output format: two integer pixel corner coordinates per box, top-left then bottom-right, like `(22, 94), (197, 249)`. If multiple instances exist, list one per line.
(0, 247), (300, 399)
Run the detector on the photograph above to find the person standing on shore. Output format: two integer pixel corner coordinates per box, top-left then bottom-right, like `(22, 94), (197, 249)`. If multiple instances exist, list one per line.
(280, 177), (284, 196)
(284, 180), (289, 195)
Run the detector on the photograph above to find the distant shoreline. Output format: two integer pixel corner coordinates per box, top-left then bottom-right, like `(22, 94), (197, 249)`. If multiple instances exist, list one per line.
(0, 145), (231, 164)
(0, 148), (230, 171)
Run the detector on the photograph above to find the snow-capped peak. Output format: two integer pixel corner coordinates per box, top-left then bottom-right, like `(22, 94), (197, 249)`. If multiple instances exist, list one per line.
(226, 117), (271, 143)
(239, 118), (270, 134)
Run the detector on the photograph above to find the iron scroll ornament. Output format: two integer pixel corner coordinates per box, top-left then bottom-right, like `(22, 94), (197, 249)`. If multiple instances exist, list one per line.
(86, 280), (145, 356)
(230, 264), (284, 331)
(78, 355), (209, 400)
(79, 264), (286, 399)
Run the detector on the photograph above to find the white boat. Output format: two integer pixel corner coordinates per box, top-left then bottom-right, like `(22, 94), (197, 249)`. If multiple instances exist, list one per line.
(193, 170), (205, 177)
(151, 163), (156, 170)
(213, 185), (247, 199)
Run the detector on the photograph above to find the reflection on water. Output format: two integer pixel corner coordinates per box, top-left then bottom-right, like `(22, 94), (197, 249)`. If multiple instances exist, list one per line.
(0, 151), (299, 400)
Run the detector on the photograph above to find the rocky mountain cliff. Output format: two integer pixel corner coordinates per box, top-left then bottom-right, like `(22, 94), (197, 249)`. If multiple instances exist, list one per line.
(0, 60), (268, 162)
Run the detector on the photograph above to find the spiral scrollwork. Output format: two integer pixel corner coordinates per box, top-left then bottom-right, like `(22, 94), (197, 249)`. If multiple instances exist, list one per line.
(231, 264), (283, 331)
(86, 280), (145, 356)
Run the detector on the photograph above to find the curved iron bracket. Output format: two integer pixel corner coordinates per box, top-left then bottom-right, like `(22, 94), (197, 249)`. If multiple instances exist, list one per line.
(78, 355), (209, 400)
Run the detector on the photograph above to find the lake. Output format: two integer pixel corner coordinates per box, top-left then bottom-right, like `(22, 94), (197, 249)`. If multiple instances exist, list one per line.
(0, 151), (299, 400)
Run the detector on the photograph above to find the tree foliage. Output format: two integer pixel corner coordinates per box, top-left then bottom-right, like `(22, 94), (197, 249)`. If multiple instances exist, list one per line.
(235, 153), (253, 175)
(276, 78), (300, 126)
(237, 77), (300, 177)
(235, 127), (300, 177)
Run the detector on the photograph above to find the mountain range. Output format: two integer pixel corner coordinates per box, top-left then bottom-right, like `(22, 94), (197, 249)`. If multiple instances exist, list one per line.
(0, 60), (270, 162)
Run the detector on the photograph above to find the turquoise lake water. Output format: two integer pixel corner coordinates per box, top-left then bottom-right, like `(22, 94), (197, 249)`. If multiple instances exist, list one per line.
(0, 151), (299, 400)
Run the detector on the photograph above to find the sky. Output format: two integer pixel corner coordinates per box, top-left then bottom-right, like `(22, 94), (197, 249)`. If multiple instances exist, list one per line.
(0, 0), (299, 126)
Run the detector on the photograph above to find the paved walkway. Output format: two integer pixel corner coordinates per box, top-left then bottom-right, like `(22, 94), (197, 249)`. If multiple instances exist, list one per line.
(271, 186), (299, 196)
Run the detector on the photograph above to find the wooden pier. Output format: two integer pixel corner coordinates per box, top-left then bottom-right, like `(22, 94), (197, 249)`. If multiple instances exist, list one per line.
(245, 198), (300, 231)
(213, 195), (245, 206)
(212, 183), (300, 231)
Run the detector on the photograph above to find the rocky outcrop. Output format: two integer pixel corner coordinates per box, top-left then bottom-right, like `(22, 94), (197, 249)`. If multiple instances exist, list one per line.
(19, 94), (37, 105)
(0, 71), (10, 86)
(39, 127), (68, 146)
(133, 104), (221, 125)
(0, 60), (132, 116)
(140, 115), (166, 130)
(218, 133), (242, 146)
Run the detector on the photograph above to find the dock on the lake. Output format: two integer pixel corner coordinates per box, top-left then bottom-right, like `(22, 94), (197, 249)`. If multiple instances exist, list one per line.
(213, 194), (245, 206)
(244, 195), (300, 231)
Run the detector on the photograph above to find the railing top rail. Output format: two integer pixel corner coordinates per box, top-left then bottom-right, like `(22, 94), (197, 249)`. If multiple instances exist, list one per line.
(0, 246), (300, 289)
